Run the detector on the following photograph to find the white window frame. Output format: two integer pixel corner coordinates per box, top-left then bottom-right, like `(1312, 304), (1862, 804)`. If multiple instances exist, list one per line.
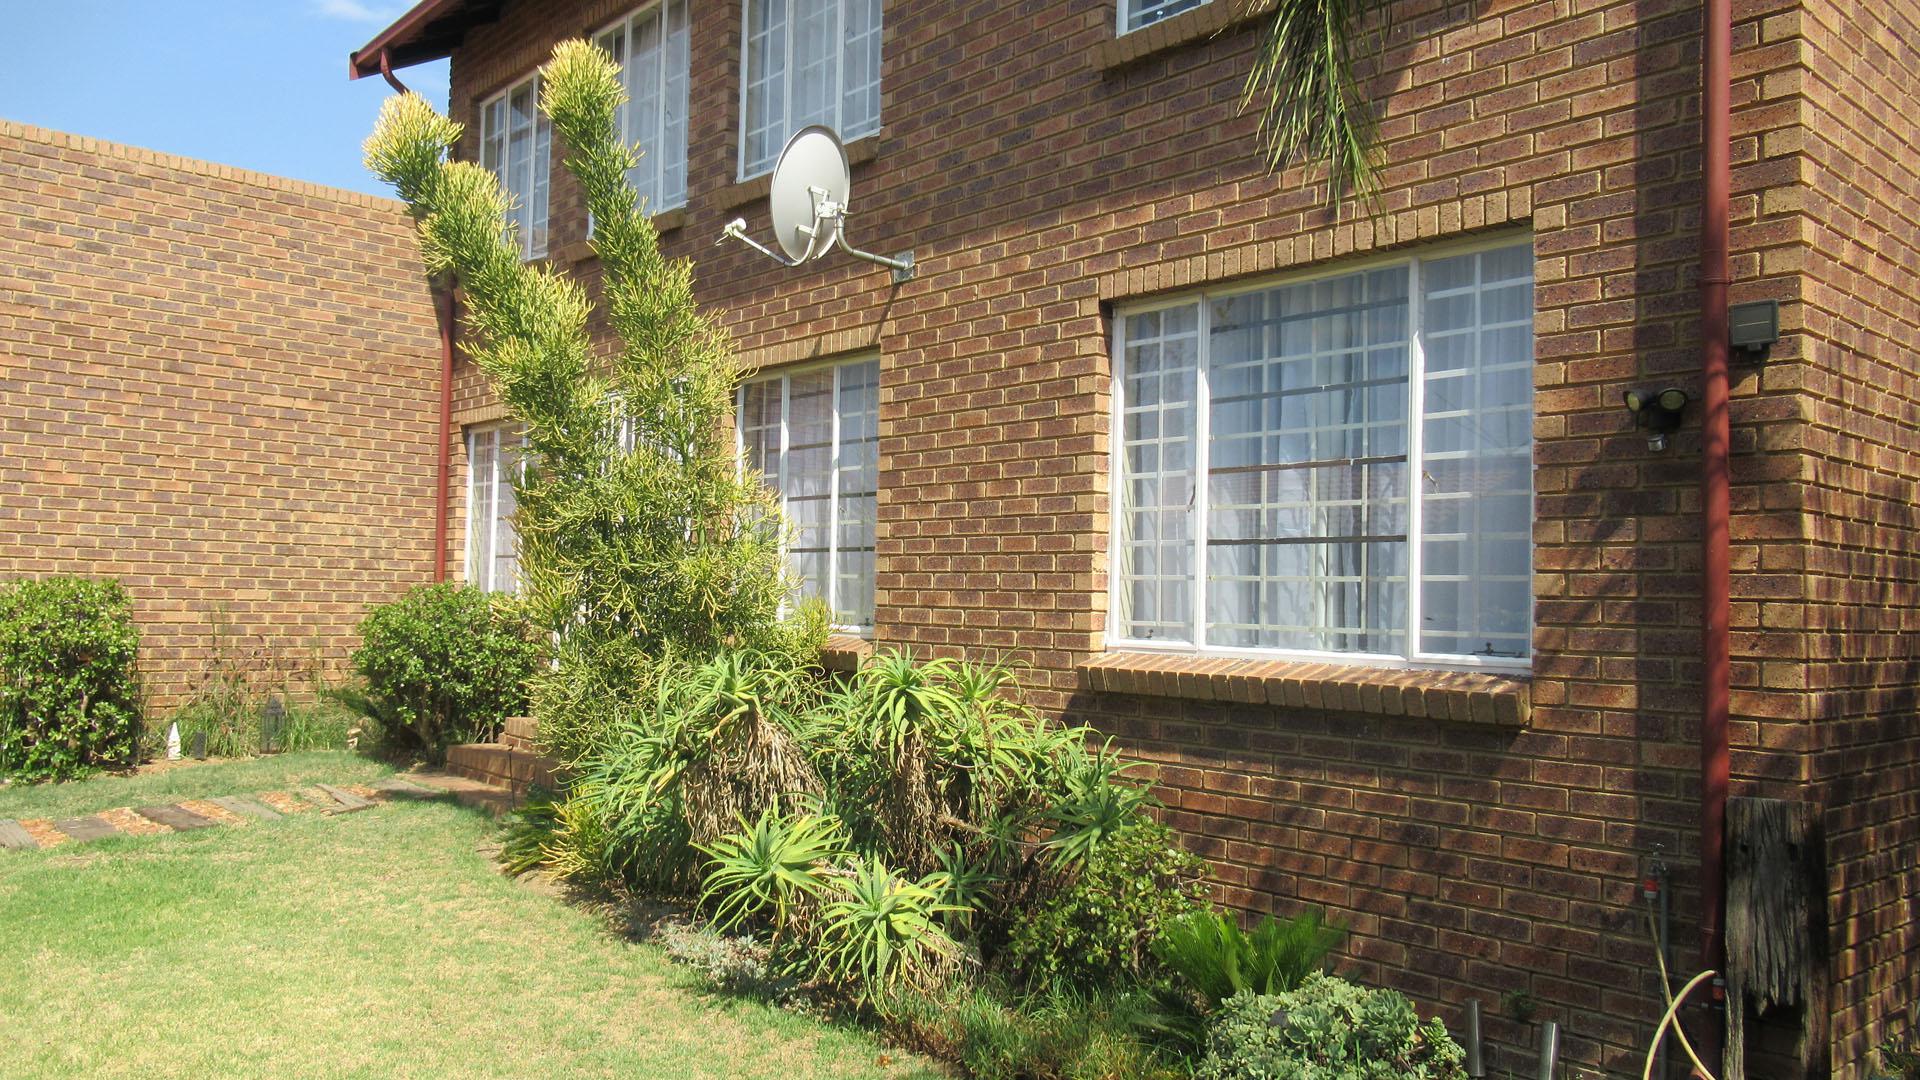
(736, 0), (884, 180)
(736, 355), (881, 634)
(595, 0), (691, 215)
(465, 422), (526, 594)
(1106, 234), (1535, 674)
(479, 72), (552, 260)
(1117, 0), (1211, 34)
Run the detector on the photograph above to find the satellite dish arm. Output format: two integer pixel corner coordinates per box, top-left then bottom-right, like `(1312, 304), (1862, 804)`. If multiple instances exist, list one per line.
(716, 218), (803, 267)
(836, 237), (915, 282)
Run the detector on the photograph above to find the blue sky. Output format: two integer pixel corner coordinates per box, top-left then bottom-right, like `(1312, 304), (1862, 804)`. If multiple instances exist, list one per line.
(1, 1), (451, 197)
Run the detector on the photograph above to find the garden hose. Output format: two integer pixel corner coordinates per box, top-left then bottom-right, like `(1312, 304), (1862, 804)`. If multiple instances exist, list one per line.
(1643, 908), (1719, 1080)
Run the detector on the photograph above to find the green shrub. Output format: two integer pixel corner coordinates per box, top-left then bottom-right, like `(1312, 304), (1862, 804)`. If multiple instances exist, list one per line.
(0, 577), (142, 781)
(348, 583), (541, 756)
(887, 982), (1186, 1080)
(1155, 908), (1346, 1009)
(1196, 977), (1467, 1080)
(999, 821), (1209, 992)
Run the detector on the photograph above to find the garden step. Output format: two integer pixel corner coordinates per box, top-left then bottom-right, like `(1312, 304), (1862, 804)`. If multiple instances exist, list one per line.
(53, 816), (119, 842)
(0, 819), (35, 850)
(369, 775), (446, 800)
(314, 783), (377, 814)
(134, 804), (218, 831)
(207, 795), (282, 821)
(444, 742), (563, 796)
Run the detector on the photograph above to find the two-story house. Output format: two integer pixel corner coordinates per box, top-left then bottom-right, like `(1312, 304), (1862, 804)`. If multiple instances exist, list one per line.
(351, 0), (1920, 1074)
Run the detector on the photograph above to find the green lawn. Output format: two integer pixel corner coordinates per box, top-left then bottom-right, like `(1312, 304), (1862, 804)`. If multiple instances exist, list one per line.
(0, 754), (939, 1079)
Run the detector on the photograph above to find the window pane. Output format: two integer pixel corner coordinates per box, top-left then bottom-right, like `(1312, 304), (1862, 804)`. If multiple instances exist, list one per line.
(1203, 268), (1411, 654)
(1115, 305), (1200, 642)
(664, 0), (691, 208)
(835, 360), (880, 630)
(841, 0), (882, 137)
(1125, 0), (1208, 32)
(494, 433), (522, 593)
(785, 369), (835, 611)
(483, 78), (550, 259)
(792, 0), (838, 131)
(468, 428), (497, 590)
(1418, 244), (1534, 659)
(742, 0), (788, 176)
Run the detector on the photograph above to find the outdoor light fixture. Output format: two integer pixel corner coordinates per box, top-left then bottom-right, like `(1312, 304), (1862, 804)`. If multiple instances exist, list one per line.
(1623, 386), (1690, 452)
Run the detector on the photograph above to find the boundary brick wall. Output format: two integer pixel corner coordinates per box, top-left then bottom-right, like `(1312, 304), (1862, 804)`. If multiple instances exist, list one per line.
(432, 0), (1913, 1074)
(1797, 0), (1920, 1067)
(0, 121), (441, 710)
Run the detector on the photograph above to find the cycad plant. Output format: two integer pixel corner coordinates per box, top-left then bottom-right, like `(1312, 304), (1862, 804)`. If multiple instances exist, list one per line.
(363, 41), (814, 765)
(1245, 0), (1384, 209)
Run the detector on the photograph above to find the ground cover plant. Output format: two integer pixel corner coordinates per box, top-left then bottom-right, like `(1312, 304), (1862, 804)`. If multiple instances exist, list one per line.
(164, 607), (361, 761)
(0, 577), (142, 782)
(0, 754), (933, 1080)
(365, 39), (1466, 1078)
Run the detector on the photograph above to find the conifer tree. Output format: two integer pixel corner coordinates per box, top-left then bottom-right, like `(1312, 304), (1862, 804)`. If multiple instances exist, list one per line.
(364, 41), (820, 760)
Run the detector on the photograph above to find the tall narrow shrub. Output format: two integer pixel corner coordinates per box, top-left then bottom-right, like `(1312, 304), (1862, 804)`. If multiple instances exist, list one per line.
(363, 42), (814, 761)
(0, 577), (143, 781)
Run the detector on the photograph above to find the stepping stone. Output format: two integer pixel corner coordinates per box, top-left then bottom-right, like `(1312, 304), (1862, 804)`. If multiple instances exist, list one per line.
(134, 804), (217, 831)
(208, 795), (282, 821)
(52, 816), (119, 843)
(369, 776), (445, 800)
(314, 783), (376, 813)
(0, 819), (35, 850)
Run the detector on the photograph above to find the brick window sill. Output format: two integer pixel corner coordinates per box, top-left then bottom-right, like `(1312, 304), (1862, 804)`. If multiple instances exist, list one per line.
(1098, 0), (1275, 71)
(548, 208), (687, 267)
(822, 633), (874, 673)
(1078, 651), (1532, 726)
(713, 135), (881, 212)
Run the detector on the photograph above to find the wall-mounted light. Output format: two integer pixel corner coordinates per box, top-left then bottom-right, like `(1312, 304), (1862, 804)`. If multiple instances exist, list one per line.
(1623, 387), (1690, 452)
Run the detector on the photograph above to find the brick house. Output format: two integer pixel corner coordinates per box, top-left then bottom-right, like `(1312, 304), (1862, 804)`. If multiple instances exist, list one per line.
(347, 0), (1920, 1075)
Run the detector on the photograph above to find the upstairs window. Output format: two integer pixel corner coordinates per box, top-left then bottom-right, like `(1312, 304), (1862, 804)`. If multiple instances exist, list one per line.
(597, 1), (691, 214)
(467, 423), (526, 593)
(1120, 0), (1209, 33)
(738, 357), (880, 632)
(1111, 240), (1535, 668)
(740, 0), (883, 179)
(480, 74), (552, 259)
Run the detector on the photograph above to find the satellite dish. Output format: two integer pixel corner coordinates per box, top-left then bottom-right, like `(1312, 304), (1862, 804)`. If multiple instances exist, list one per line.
(770, 125), (847, 262)
(718, 126), (915, 283)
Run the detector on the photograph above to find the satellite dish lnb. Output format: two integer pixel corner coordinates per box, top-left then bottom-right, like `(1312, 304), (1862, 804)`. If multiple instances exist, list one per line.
(717, 125), (915, 283)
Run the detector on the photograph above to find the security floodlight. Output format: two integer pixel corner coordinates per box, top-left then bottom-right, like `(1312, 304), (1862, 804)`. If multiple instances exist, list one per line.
(1622, 386), (1690, 452)
(716, 125), (916, 284)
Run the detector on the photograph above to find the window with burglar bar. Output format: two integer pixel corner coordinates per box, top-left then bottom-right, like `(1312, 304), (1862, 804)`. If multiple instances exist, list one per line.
(479, 74), (552, 260)
(467, 422), (526, 594)
(1111, 240), (1534, 668)
(1119, 0), (1210, 33)
(596, 1), (690, 214)
(740, 0), (883, 179)
(738, 357), (880, 632)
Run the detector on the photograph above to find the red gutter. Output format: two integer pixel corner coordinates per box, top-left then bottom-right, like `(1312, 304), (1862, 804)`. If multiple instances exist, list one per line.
(379, 50), (411, 96)
(431, 284), (457, 582)
(1699, 0), (1733, 1055)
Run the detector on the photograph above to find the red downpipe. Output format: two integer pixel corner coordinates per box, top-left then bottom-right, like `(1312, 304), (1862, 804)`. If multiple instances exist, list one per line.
(432, 285), (456, 582)
(1699, 0), (1733, 1055)
(379, 49), (411, 96)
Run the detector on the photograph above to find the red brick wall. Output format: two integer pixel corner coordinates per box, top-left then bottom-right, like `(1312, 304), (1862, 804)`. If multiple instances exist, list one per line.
(0, 122), (441, 711)
(430, 0), (1911, 1073)
(1797, 0), (1920, 1068)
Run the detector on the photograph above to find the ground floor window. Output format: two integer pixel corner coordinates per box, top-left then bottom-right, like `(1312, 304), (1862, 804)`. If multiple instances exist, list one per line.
(466, 422), (525, 594)
(1111, 238), (1535, 668)
(738, 357), (879, 632)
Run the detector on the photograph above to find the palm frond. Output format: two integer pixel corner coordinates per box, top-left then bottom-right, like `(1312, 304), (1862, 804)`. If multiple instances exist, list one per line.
(1243, 0), (1383, 210)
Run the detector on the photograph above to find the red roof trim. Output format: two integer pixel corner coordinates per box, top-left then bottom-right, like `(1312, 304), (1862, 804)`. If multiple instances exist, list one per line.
(347, 0), (472, 80)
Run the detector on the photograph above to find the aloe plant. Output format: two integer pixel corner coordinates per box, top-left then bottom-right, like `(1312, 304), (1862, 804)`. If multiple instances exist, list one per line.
(698, 806), (849, 936)
(811, 854), (961, 1006)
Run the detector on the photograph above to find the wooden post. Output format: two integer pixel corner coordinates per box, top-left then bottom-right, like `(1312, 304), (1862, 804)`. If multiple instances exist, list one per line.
(1723, 797), (1829, 1079)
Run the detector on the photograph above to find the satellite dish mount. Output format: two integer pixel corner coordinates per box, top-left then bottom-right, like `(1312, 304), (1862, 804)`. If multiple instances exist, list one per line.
(717, 125), (915, 284)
